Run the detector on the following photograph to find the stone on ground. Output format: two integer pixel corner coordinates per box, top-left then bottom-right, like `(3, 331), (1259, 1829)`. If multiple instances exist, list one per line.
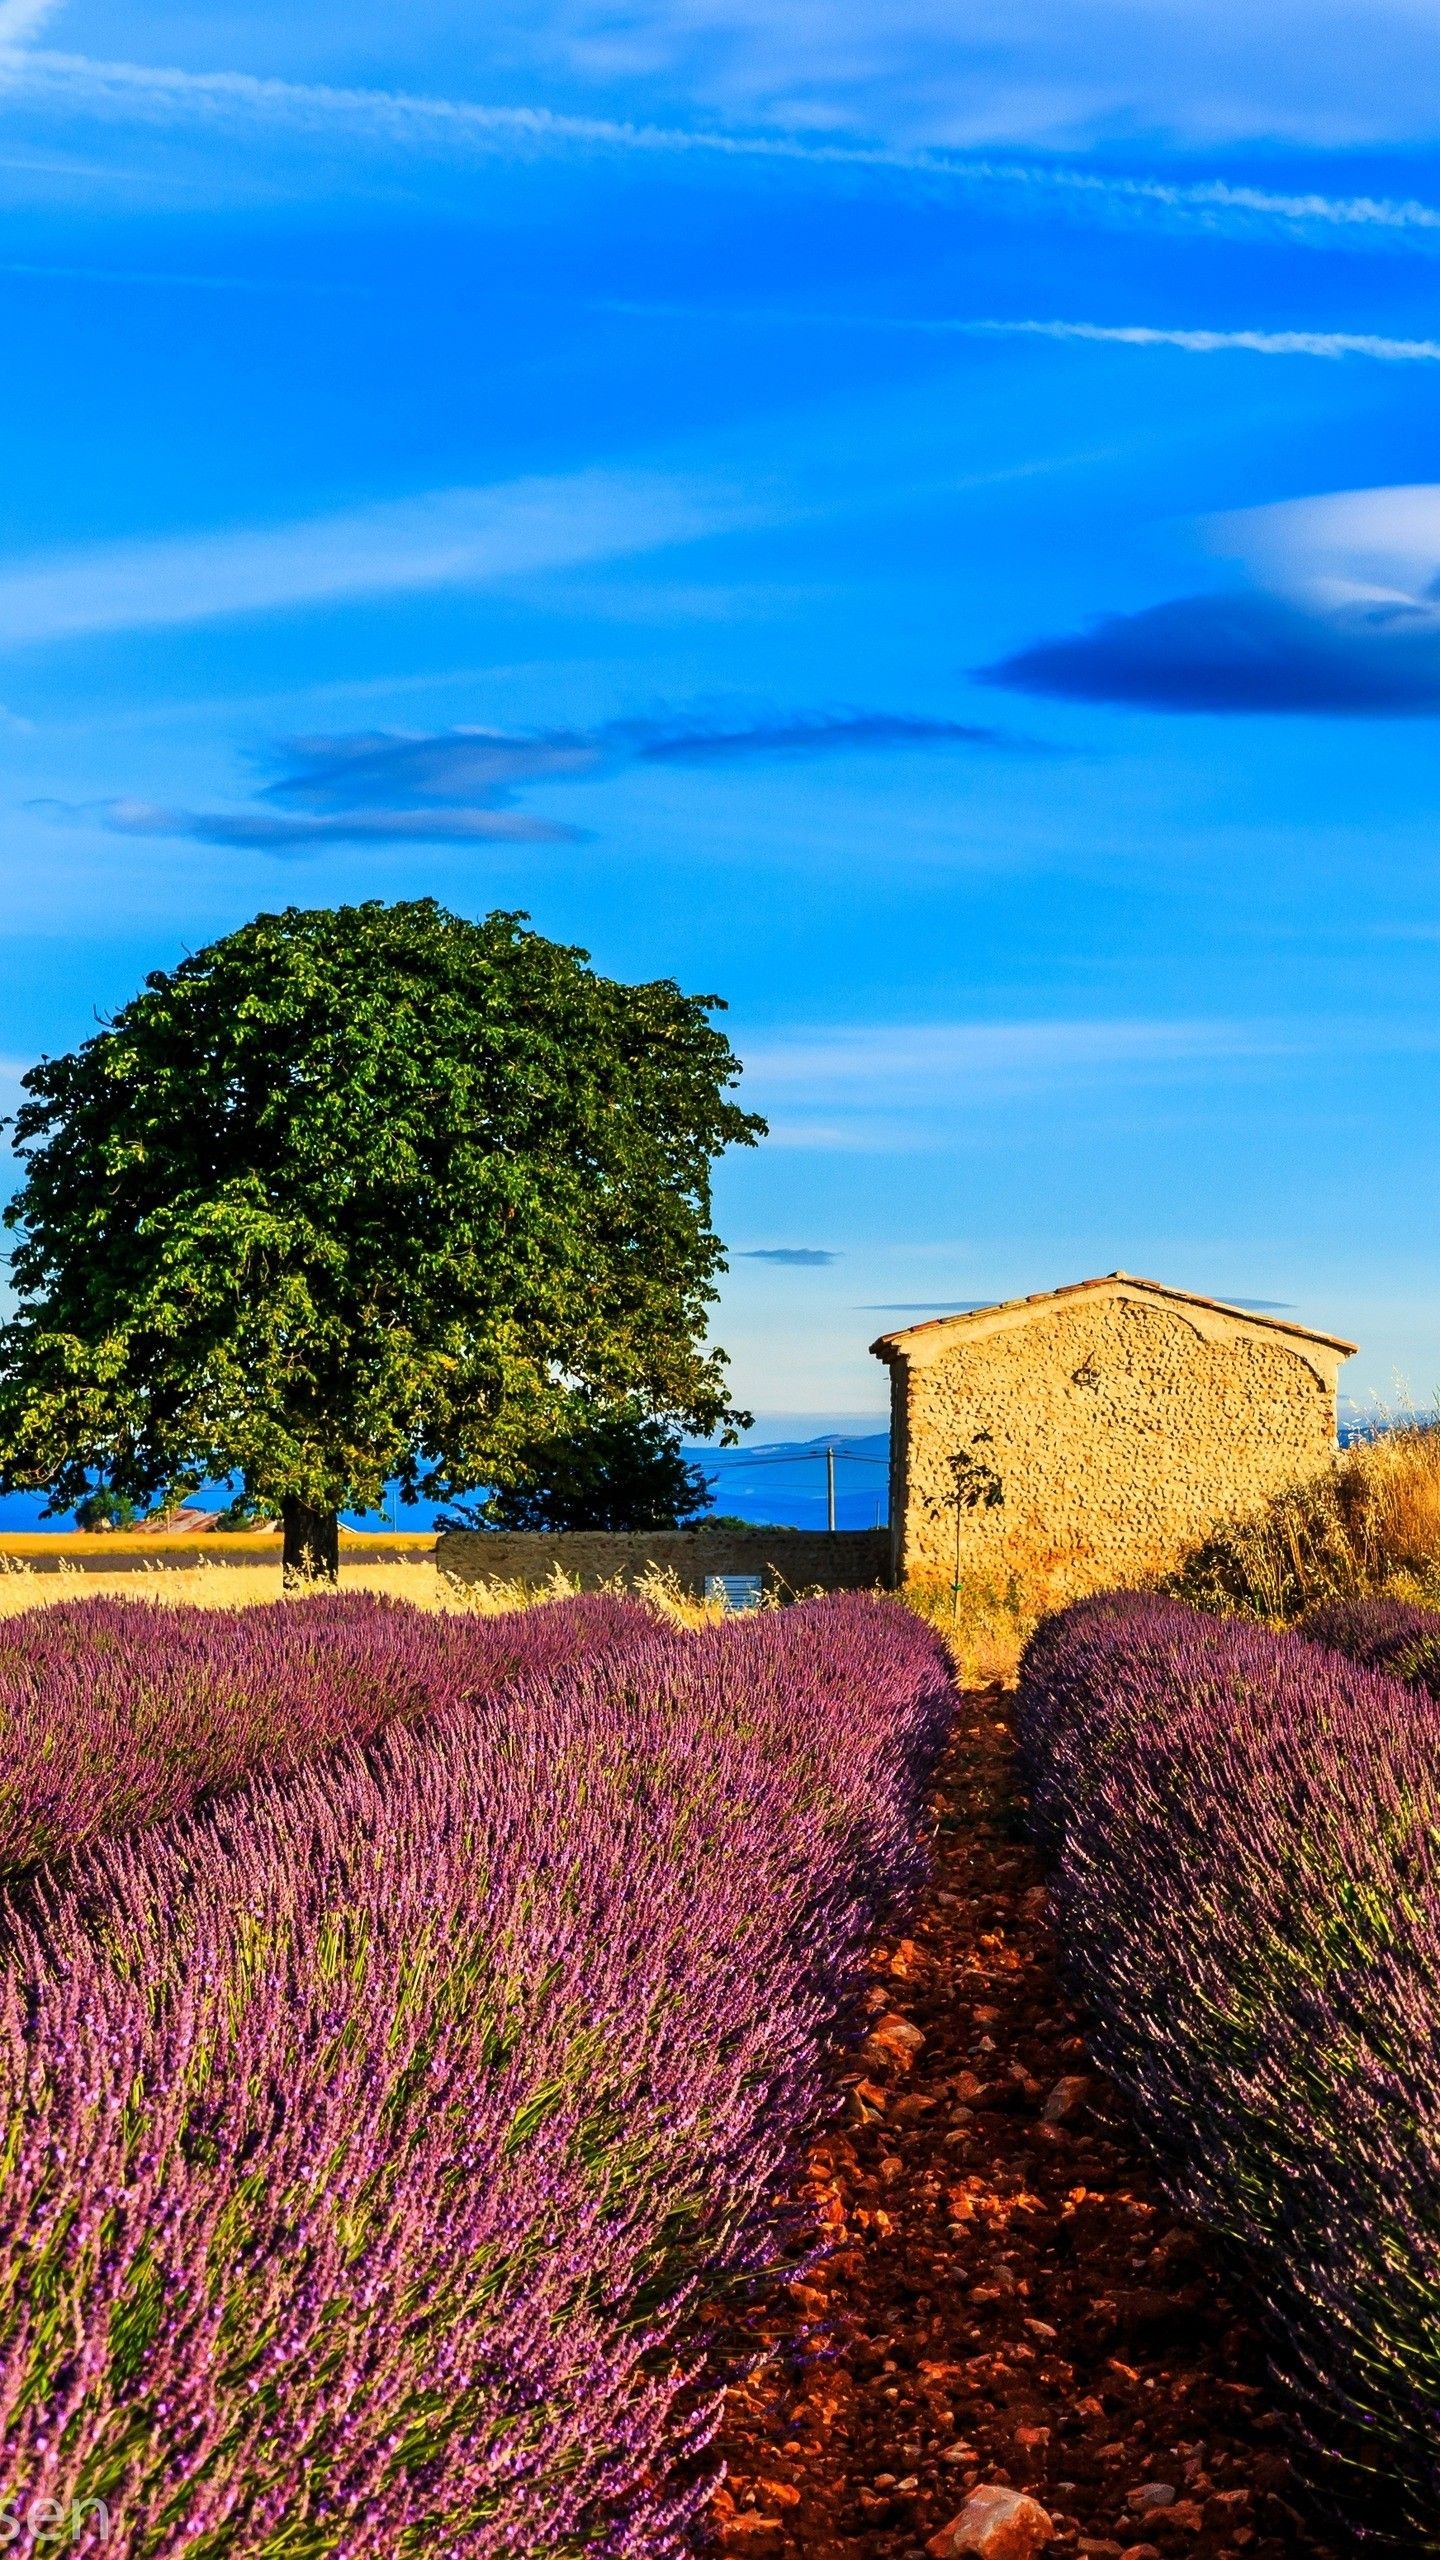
(926, 2481), (1055, 2559)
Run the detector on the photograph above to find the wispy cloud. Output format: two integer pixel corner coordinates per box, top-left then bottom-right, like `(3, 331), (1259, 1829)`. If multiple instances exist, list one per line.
(60, 708), (1015, 855)
(944, 169), (1440, 238)
(628, 707), (1012, 758)
(937, 317), (1440, 365)
(86, 800), (573, 854)
(4, 44), (1440, 244)
(506, 0), (1440, 156)
(738, 1018), (1295, 1146)
(742, 1019), (1290, 1098)
(738, 1012), (1440, 1148)
(745, 1013), (1440, 1098)
(0, 43), (991, 178)
(0, 0), (64, 45)
(983, 481), (1440, 715)
(739, 1247), (840, 1265)
(610, 299), (1440, 367)
(263, 729), (601, 807)
(0, 468), (740, 647)
(263, 711), (1011, 803)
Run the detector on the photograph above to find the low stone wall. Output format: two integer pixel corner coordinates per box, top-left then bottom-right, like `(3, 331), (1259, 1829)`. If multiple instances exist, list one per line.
(435, 1527), (892, 1598)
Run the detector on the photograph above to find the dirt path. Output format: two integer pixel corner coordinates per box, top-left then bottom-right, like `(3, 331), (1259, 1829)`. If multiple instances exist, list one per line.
(703, 1690), (1336, 2560)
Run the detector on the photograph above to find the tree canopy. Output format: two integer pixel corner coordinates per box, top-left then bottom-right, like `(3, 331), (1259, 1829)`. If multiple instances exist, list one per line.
(442, 1393), (715, 1534)
(0, 899), (763, 1578)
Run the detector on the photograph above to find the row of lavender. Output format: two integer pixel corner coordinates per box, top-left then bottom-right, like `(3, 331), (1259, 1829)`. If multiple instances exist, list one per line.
(0, 1589), (646, 1876)
(0, 1592), (955, 2556)
(1017, 1588), (1440, 2534)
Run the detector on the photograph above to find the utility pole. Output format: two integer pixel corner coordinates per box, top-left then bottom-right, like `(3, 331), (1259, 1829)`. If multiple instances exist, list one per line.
(826, 1444), (836, 1533)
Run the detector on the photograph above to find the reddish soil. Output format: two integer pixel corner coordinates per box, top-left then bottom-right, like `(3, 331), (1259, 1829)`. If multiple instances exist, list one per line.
(702, 1691), (1338, 2560)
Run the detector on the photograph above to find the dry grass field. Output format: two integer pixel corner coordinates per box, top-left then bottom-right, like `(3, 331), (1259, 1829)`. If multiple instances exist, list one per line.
(0, 1544), (730, 1627)
(0, 1532), (443, 1615)
(0, 1560), (437, 1614)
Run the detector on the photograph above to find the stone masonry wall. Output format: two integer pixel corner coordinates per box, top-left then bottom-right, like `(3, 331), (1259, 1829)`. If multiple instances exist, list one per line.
(437, 1527), (891, 1598)
(894, 1293), (1338, 1600)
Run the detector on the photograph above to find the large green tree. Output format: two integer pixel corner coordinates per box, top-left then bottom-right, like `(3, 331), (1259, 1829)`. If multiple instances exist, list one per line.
(440, 1392), (716, 1534)
(0, 899), (764, 1583)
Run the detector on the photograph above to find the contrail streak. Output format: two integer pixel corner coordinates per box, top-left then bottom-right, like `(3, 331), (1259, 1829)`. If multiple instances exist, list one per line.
(954, 317), (1440, 360)
(603, 301), (1440, 363)
(2, 46), (1440, 240)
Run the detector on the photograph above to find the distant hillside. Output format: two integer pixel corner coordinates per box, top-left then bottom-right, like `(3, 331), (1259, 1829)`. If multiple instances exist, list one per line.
(684, 1432), (890, 1532)
(0, 1433), (893, 1539)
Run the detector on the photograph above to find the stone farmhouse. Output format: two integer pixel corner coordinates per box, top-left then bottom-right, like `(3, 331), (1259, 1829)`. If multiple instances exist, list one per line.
(871, 1272), (1357, 1600)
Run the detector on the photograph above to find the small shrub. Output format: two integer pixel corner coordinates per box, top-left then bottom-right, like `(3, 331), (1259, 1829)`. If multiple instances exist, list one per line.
(1166, 1415), (1440, 1624)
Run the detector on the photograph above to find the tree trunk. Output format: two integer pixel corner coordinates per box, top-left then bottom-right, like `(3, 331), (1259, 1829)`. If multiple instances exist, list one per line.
(282, 1498), (340, 1590)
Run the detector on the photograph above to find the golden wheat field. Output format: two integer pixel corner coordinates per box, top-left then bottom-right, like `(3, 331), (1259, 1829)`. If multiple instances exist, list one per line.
(0, 1552), (733, 1628)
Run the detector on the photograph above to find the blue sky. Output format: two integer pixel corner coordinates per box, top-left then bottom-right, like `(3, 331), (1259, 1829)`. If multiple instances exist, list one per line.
(3, 4), (1440, 1441)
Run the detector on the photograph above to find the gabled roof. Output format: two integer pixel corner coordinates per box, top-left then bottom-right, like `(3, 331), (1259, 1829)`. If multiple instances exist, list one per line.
(870, 1271), (1358, 1366)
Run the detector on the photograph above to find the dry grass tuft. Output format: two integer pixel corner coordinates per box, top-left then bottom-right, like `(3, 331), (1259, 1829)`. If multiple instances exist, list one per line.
(1166, 1415), (1440, 1625)
(900, 1554), (1077, 1688)
(454, 1560), (729, 1627)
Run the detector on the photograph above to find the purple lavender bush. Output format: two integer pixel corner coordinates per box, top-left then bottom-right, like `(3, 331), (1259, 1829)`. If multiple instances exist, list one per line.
(1299, 1592), (1440, 1697)
(1018, 1591), (1440, 2535)
(0, 1592), (953, 2556)
(0, 1589), (646, 1876)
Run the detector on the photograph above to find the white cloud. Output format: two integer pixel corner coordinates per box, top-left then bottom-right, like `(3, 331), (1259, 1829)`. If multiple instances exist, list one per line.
(1209, 483), (1440, 628)
(0, 0), (64, 46)
(988, 478), (1440, 713)
(0, 467), (748, 646)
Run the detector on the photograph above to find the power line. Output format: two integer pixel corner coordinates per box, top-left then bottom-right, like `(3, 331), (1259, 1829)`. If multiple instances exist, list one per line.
(691, 1454), (886, 1474)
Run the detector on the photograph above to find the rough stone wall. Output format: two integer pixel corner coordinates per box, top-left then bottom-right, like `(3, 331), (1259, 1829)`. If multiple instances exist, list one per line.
(437, 1527), (891, 1598)
(893, 1294), (1339, 1599)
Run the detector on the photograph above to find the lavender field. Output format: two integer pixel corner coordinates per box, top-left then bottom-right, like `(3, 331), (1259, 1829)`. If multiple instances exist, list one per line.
(1018, 1590), (1440, 2535)
(0, 1591), (954, 2556)
(0, 1589), (646, 1878)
